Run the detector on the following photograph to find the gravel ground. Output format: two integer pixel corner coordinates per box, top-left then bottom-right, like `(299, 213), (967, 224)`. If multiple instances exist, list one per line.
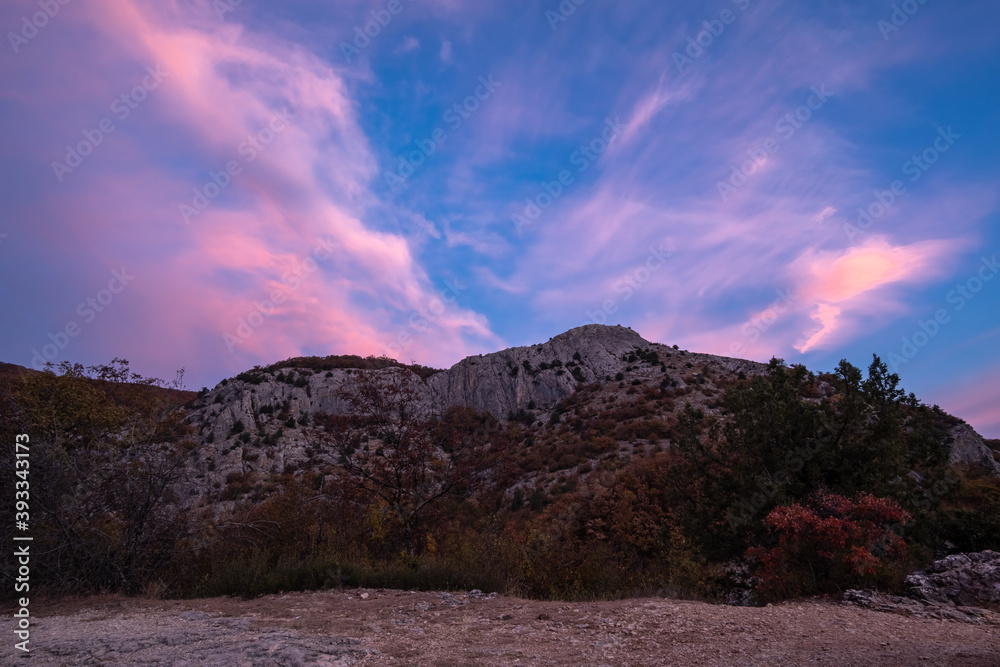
(14, 589), (1000, 666)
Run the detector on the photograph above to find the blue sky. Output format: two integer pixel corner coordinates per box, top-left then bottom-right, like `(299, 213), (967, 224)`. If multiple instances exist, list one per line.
(1, 0), (998, 435)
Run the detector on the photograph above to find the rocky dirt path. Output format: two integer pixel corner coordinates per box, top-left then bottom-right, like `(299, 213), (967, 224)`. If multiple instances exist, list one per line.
(18, 588), (1000, 666)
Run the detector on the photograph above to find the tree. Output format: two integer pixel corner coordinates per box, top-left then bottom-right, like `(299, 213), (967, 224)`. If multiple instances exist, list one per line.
(715, 359), (823, 543)
(0, 360), (195, 594)
(717, 355), (922, 537)
(815, 356), (907, 496)
(320, 368), (512, 556)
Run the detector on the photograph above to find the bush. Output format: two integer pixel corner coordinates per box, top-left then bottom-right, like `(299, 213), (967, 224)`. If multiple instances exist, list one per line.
(235, 368), (265, 385)
(0, 360), (196, 595)
(747, 492), (910, 600)
(934, 472), (1000, 552)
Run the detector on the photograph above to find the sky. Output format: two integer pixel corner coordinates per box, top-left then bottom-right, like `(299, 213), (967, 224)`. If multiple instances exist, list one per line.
(1, 0), (998, 436)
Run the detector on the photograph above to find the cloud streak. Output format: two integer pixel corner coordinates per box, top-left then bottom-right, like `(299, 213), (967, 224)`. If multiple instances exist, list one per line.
(2, 0), (998, 427)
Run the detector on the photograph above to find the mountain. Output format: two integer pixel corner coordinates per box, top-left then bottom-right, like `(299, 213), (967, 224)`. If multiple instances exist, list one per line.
(179, 324), (998, 505)
(4, 325), (996, 500)
(7, 324), (1000, 601)
(192, 324), (762, 431)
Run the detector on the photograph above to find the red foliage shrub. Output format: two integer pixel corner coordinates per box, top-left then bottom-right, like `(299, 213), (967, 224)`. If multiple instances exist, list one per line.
(746, 492), (910, 598)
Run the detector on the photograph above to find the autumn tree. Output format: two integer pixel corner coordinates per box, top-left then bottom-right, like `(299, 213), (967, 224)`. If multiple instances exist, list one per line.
(747, 492), (911, 599)
(0, 360), (195, 594)
(320, 368), (512, 556)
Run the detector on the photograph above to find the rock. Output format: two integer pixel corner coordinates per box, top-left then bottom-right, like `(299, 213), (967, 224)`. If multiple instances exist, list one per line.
(426, 325), (652, 416)
(844, 550), (1000, 624)
(946, 423), (1000, 476)
(905, 550), (1000, 609)
(181, 324), (998, 507)
(178, 610), (212, 621)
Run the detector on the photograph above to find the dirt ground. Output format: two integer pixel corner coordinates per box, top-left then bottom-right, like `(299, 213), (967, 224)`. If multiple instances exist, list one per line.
(15, 588), (1000, 666)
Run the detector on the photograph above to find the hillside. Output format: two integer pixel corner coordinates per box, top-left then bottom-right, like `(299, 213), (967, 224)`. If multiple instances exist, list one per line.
(0, 359), (197, 409)
(4, 324), (1000, 604)
(181, 324), (998, 507)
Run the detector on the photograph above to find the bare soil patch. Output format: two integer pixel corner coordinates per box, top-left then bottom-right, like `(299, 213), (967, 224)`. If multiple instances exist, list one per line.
(20, 589), (1000, 665)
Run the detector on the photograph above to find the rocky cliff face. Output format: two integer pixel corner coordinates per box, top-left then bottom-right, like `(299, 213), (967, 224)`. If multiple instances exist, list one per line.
(946, 422), (1000, 475)
(193, 324), (765, 438)
(181, 324), (998, 505)
(181, 324), (770, 502)
(425, 324), (765, 417)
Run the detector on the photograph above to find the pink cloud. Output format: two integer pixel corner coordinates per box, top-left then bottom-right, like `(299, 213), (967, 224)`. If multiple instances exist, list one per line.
(814, 206), (837, 224)
(20, 0), (500, 376)
(792, 236), (963, 352)
(796, 237), (953, 303)
(797, 303), (843, 353)
(616, 76), (693, 148)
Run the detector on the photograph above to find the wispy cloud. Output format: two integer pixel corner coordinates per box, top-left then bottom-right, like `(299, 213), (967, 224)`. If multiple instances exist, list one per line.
(2, 0), (998, 407)
(5, 0), (499, 377)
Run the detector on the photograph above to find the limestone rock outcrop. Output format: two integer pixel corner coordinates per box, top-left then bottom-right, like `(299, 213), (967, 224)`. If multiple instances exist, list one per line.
(946, 422), (1000, 475)
(182, 324), (998, 503)
(905, 550), (1000, 609)
(844, 550), (1000, 624)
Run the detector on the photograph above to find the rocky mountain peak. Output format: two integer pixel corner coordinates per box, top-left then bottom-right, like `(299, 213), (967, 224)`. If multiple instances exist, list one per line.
(178, 325), (998, 505)
(548, 323), (649, 346)
(422, 323), (710, 418)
